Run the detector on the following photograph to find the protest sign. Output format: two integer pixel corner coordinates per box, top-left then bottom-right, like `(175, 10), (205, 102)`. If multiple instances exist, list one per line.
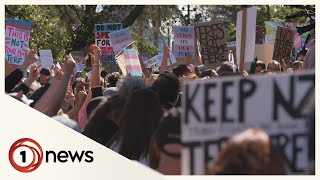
(265, 21), (309, 54)
(141, 56), (158, 72)
(115, 42), (139, 75)
(173, 26), (195, 58)
(95, 23), (123, 62)
(5, 18), (32, 66)
(71, 51), (85, 64)
(76, 63), (86, 72)
(181, 71), (314, 175)
(254, 44), (274, 65)
(236, 6), (258, 71)
(155, 52), (177, 67)
(124, 49), (143, 76)
(193, 20), (228, 69)
(39, 50), (53, 68)
(272, 26), (294, 62)
(109, 28), (134, 55)
(86, 71), (92, 78)
(115, 51), (127, 76)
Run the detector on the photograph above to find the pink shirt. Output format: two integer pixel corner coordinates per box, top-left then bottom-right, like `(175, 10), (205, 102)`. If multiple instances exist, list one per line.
(77, 92), (92, 131)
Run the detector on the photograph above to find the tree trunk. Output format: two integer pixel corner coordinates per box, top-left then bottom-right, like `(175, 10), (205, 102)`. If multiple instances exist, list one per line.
(122, 5), (146, 28)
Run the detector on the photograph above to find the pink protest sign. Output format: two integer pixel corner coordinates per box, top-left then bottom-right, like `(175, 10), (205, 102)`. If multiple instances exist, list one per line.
(5, 18), (32, 66)
(173, 26), (195, 58)
(109, 28), (134, 55)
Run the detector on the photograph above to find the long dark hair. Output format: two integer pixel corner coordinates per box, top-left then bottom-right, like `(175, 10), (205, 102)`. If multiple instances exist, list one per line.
(119, 87), (163, 160)
(82, 95), (124, 145)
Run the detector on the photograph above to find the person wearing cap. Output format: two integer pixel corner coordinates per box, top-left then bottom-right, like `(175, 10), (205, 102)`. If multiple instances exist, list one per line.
(151, 107), (182, 175)
(39, 67), (51, 85)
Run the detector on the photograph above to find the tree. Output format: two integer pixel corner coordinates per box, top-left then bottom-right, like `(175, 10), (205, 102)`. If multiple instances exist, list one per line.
(5, 5), (71, 61)
(199, 5), (308, 41)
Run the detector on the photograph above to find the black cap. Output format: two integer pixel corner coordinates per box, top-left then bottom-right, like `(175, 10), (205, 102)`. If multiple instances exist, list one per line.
(155, 108), (181, 158)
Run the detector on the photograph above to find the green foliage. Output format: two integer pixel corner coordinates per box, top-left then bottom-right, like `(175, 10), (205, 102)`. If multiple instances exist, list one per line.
(5, 5), (311, 60)
(200, 5), (309, 41)
(5, 5), (71, 62)
(132, 32), (159, 57)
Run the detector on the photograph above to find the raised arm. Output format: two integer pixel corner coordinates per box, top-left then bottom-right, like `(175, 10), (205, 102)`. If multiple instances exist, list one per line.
(90, 45), (101, 87)
(33, 55), (75, 116)
(159, 45), (170, 73)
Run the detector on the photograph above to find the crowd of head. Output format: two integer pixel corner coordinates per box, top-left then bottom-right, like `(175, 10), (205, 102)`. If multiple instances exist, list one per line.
(5, 33), (315, 175)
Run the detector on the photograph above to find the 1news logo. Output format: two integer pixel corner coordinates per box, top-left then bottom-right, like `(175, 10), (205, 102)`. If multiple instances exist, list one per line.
(8, 138), (94, 173)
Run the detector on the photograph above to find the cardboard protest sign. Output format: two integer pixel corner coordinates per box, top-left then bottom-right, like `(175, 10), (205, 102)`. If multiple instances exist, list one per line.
(115, 51), (127, 76)
(254, 44), (274, 65)
(76, 63), (86, 72)
(272, 26), (294, 62)
(95, 23), (123, 62)
(109, 28), (134, 55)
(173, 26), (195, 58)
(39, 50), (53, 68)
(193, 20), (228, 69)
(181, 71), (314, 175)
(71, 51), (85, 64)
(5, 18), (32, 66)
(236, 6), (258, 71)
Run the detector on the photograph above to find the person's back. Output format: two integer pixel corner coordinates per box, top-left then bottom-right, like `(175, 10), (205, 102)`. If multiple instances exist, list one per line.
(152, 72), (180, 110)
(118, 88), (163, 166)
(304, 46), (315, 70)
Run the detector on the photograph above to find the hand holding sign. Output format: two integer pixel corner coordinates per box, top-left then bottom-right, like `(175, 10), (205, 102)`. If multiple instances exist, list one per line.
(159, 44), (172, 73)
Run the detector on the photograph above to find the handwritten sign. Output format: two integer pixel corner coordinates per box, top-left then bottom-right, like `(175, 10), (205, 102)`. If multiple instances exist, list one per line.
(272, 26), (293, 62)
(39, 50), (53, 68)
(109, 28), (134, 55)
(95, 23), (122, 62)
(5, 18), (32, 65)
(173, 26), (195, 58)
(124, 49), (143, 76)
(193, 20), (228, 69)
(181, 71), (314, 175)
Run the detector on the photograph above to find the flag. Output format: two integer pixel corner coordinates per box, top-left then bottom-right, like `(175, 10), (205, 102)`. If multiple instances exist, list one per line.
(293, 29), (302, 53)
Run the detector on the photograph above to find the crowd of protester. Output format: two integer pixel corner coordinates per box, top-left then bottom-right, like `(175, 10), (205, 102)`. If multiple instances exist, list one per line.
(5, 28), (315, 175)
